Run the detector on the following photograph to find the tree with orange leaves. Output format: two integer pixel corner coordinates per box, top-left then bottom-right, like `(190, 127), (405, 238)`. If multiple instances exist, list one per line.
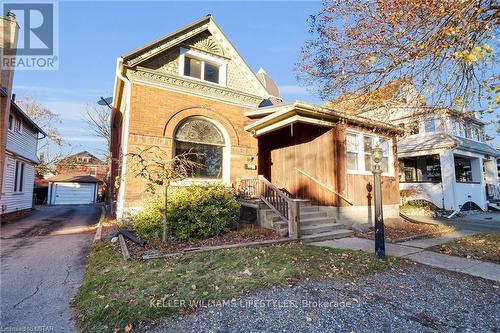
(298, 0), (499, 126)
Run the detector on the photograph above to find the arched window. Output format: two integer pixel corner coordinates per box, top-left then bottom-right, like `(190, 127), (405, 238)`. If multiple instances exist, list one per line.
(174, 117), (225, 179)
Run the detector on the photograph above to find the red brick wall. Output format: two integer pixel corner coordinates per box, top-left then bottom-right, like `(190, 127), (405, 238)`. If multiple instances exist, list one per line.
(122, 83), (259, 207)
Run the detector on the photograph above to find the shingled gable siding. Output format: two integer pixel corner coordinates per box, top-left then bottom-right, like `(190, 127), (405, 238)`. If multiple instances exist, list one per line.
(122, 83), (259, 208)
(6, 122), (38, 163)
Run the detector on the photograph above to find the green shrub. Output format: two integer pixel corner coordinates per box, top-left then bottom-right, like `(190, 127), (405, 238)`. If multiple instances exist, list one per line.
(128, 196), (164, 241)
(130, 185), (240, 241)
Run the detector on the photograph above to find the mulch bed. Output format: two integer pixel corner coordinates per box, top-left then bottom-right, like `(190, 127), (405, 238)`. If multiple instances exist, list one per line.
(356, 221), (455, 243)
(104, 225), (281, 260)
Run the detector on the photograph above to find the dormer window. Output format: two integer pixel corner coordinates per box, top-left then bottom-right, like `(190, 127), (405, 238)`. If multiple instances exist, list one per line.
(179, 48), (226, 86)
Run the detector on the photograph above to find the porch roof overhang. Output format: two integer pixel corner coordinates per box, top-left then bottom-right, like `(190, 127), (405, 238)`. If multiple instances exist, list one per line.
(398, 133), (500, 158)
(455, 136), (500, 157)
(244, 101), (402, 137)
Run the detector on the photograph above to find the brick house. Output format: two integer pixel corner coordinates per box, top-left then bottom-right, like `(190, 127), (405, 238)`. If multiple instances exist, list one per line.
(110, 16), (403, 238)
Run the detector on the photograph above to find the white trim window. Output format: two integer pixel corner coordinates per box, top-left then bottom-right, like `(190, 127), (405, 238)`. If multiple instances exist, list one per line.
(346, 133), (358, 170)
(13, 160), (25, 193)
(15, 117), (22, 133)
(178, 48), (227, 86)
(8, 114), (13, 131)
(173, 116), (231, 184)
(424, 117), (436, 133)
(346, 131), (393, 176)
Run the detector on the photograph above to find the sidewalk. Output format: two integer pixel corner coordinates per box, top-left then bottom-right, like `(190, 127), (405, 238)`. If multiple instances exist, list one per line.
(311, 231), (500, 283)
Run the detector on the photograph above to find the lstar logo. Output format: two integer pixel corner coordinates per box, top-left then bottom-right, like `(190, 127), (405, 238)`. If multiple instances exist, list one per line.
(2, 1), (59, 70)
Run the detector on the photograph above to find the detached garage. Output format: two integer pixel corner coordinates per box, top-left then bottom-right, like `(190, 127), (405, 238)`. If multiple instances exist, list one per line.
(47, 173), (101, 205)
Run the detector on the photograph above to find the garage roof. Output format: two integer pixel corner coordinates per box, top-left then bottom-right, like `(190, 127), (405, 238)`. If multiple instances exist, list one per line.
(47, 172), (102, 183)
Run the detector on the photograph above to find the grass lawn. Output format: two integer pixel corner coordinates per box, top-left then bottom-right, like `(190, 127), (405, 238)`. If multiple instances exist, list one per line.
(74, 242), (401, 332)
(430, 232), (500, 264)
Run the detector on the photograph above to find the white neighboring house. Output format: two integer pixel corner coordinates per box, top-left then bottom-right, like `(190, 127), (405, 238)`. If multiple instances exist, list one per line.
(346, 81), (500, 212)
(1, 100), (46, 216)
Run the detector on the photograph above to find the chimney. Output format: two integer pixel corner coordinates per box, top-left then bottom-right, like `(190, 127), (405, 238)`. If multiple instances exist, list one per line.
(11, 93), (15, 102)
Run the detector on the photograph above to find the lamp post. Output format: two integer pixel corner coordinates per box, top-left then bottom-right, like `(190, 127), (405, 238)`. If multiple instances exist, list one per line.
(372, 146), (385, 259)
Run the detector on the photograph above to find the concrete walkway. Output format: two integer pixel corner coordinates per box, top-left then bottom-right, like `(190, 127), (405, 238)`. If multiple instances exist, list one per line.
(404, 213), (500, 232)
(312, 231), (500, 283)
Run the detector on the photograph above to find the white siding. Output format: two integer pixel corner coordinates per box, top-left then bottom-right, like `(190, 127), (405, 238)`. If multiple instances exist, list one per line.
(0, 155), (35, 214)
(6, 122), (39, 163)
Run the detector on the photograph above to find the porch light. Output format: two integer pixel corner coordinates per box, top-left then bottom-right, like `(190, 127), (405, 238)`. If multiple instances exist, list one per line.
(372, 146), (383, 166)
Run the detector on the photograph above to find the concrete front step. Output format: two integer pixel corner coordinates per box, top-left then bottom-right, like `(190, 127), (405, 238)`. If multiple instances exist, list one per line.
(300, 216), (336, 227)
(300, 229), (354, 242)
(271, 211), (327, 222)
(262, 206), (319, 219)
(300, 222), (346, 235)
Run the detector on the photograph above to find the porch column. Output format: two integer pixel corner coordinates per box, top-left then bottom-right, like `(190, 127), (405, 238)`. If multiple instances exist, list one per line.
(472, 157), (487, 210)
(439, 150), (456, 210)
(484, 157), (499, 187)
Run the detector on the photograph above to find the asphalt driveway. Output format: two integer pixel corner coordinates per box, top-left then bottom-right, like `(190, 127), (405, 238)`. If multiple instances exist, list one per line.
(0, 205), (101, 332)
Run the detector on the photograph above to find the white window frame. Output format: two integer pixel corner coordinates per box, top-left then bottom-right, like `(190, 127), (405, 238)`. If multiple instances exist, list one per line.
(8, 114), (13, 131)
(13, 160), (25, 193)
(178, 48), (227, 86)
(346, 130), (394, 176)
(15, 117), (22, 133)
(171, 116), (231, 186)
(89, 166), (97, 177)
(424, 117), (436, 133)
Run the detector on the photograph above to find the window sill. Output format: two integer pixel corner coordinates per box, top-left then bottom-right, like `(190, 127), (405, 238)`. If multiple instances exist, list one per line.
(179, 74), (225, 88)
(456, 181), (481, 184)
(12, 192), (24, 195)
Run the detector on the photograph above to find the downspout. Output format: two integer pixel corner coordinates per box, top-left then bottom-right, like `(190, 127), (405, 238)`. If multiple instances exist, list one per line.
(115, 58), (132, 219)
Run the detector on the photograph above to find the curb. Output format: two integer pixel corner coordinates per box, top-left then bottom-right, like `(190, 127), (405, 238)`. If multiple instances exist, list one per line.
(143, 237), (298, 260)
(93, 206), (105, 243)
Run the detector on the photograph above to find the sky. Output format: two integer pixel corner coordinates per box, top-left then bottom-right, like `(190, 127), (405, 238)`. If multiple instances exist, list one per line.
(9, 1), (499, 160)
(11, 0), (324, 160)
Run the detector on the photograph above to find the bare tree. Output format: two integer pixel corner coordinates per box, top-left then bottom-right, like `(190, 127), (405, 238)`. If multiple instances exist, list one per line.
(298, 0), (499, 127)
(17, 95), (67, 174)
(82, 103), (111, 160)
(128, 146), (204, 242)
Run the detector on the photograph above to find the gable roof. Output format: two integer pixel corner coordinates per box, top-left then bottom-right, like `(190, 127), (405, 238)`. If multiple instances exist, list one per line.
(47, 172), (102, 183)
(57, 151), (106, 166)
(244, 100), (403, 137)
(10, 100), (47, 136)
(120, 15), (270, 99)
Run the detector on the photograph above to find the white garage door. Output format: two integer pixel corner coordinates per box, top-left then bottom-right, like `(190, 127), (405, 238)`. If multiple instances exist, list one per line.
(53, 182), (96, 205)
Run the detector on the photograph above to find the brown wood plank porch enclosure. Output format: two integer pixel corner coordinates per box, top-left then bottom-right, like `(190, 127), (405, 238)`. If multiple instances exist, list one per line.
(257, 122), (400, 207)
(258, 123), (344, 206)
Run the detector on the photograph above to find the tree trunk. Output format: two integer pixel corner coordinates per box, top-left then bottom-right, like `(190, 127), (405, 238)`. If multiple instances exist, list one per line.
(162, 183), (168, 243)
